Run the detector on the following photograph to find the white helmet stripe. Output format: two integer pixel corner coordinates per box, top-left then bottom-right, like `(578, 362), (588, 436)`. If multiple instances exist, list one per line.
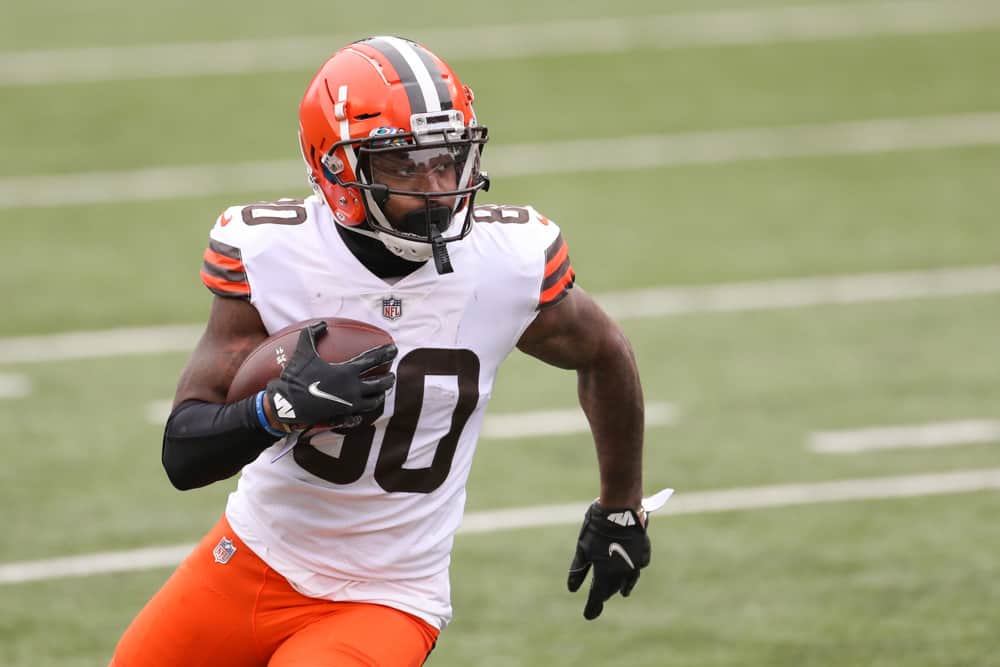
(377, 36), (442, 113)
(337, 84), (358, 174)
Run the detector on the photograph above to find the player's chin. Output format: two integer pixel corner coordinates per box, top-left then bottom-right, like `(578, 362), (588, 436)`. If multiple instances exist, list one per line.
(392, 197), (456, 213)
(388, 202), (457, 233)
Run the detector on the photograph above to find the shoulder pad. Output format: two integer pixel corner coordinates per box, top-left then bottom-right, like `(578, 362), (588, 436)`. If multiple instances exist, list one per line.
(471, 203), (561, 245)
(539, 228), (575, 310)
(471, 204), (575, 309)
(201, 197), (315, 301)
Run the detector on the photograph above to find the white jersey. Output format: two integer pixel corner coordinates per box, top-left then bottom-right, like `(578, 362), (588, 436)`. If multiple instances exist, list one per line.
(199, 195), (575, 629)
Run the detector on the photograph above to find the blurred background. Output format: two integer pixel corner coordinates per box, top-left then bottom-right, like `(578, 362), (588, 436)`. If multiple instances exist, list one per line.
(2, 0), (999, 664)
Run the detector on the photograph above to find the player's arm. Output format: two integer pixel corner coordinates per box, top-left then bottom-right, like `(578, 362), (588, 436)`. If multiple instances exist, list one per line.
(517, 286), (650, 620)
(161, 296), (279, 490)
(516, 286), (644, 509)
(162, 296), (397, 490)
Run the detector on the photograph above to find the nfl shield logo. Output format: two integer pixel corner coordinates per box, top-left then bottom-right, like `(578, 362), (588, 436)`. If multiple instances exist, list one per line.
(382, 296), (403, 321)
(213, 537), (237, 564)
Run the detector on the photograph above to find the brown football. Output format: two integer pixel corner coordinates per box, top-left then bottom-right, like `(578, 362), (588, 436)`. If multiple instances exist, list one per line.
(226, 317), (395, 402)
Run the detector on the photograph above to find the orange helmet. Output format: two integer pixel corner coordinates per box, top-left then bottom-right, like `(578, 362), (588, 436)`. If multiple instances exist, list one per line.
(298, 36), (489, 273)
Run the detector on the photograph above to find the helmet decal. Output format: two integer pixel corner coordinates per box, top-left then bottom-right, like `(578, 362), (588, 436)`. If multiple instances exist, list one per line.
(368, 126), (409, 147)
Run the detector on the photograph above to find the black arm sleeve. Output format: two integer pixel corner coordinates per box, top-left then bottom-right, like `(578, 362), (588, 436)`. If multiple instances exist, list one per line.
(161, 396), (281, 491)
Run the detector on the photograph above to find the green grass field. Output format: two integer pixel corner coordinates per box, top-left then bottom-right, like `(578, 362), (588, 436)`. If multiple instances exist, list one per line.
(2, 1), (1000, 665)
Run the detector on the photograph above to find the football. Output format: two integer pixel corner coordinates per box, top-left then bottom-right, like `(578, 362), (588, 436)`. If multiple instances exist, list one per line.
(226, 317), (395, 402)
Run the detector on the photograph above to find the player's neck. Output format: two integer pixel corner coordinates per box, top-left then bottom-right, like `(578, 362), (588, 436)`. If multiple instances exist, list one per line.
(335, 223), (426, 279)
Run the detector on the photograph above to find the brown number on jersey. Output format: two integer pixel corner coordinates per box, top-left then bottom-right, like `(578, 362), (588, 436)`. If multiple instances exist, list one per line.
(293, 347), (481, 494)
(241, 200), (308, 226)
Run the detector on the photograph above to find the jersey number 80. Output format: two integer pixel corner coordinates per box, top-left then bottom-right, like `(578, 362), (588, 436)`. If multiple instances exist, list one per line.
(293, 348), (479, 494)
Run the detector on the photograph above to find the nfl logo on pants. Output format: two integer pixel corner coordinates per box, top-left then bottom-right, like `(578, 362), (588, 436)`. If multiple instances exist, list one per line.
(213, 537), (237, 564)
(382, 296), (402, 321)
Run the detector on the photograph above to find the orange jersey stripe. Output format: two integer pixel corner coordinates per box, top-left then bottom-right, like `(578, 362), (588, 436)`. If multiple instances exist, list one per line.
(200, 270), (250, 296)
(544, 241), (569, 278)
(539, 266), (575, 306)
(203, 247), (245, 273)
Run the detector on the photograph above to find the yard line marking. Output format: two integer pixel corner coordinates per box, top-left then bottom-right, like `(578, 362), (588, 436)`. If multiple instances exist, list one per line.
(596, 265), (1000, 320)
(142, 400), (678, 434)
(459, 468), (1000, 533)
(144, 399), (172, 425)
(0, 324), (202, 364)
(0, 544), (196, 585)
(4, 112), (1000, 209)
(2, 0), (998, 85)
(480, 402), (677, 439)
(2, 265), (999, 365)
(809, 420), (1000, 453)
(3, 467), (999, 584)
(0, 373), (30, 398)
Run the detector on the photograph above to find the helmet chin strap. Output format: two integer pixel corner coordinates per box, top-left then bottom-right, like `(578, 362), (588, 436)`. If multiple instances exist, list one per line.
(343, 189), (457, 273)
(402, 205), (454, 274)
(429, 223), (453, 274)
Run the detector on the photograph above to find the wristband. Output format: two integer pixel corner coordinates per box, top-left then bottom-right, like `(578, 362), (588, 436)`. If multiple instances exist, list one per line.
(255, 391), (288, 438)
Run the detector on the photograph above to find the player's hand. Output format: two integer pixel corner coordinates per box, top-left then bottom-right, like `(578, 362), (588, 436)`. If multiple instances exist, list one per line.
(265, 321), (396, 429)
(567, 501), (651, 620)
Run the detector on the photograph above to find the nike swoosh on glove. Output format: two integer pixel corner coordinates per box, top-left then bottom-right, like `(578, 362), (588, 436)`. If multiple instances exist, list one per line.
(567, 501), (651, 620)
(265, 321), (396, 429)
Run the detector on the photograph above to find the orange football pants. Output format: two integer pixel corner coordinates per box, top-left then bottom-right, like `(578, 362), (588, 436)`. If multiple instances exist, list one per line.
(110, 515), (438, 667)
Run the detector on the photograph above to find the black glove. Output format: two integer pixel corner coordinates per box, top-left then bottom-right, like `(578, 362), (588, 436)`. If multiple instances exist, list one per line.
(567, 501), (651, 620)
(265, 321), (397, 429)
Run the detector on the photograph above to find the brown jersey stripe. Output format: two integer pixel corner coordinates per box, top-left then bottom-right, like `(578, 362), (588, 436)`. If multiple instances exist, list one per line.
(539, 267), (576, 309)
(544, 233), (566, 263)
(541, 256), (572, 291)
(201, 259), (247, 284)
(200, 270), (251, 299)
(203, 247), (245, 273)
(208, 238), (243, 262)
(544, 242), (569, 280)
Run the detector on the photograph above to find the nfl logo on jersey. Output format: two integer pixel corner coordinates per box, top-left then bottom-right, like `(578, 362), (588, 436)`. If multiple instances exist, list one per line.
(212, 537), (237, 564)
(382, 296), (403, 321)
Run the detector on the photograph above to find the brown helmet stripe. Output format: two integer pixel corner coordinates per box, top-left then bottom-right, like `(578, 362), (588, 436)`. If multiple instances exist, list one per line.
(362, 36), (454, 115)
(362, 37), (430, 114)
(412, 44), (453, 111)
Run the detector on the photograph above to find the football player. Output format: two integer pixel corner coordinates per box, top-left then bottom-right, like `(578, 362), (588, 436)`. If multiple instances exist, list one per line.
(111, 35), (654, 667)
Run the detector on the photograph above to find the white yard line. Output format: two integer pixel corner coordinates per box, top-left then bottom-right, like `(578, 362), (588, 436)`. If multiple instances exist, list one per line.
(4, 113), (1000, 209)
(0, 324), (202, 364)
(0, 373), (30, 398)
(2, 1), (998, 85)
(480, 402), (677, 439)
(596, 265), (1000, 320)
(809, 420), (1000, 453)
(0, 545), (196, 585)
(2, 265), (999, 365)
(144, 399), (173, 425)
(3, 467), (998, 584)
(461, 468), (1000, 532)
